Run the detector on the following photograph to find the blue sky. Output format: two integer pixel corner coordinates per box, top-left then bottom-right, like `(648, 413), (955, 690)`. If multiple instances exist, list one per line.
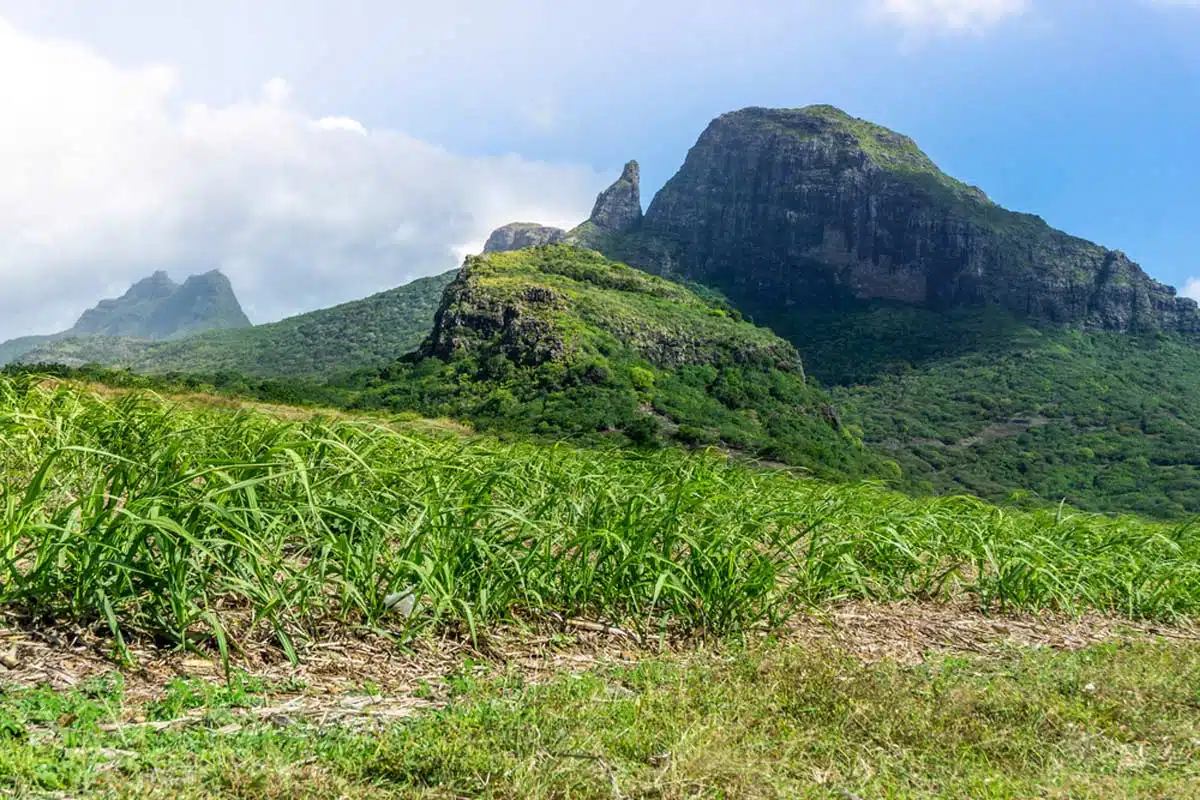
(0, 0), (1197, 338)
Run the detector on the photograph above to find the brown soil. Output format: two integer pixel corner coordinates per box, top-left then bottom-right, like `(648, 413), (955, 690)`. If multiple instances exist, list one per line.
(3, 602), (1196, 731)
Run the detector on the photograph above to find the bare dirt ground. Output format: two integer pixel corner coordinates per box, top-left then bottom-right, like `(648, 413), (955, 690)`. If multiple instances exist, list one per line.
(3, 602), (1196, 734)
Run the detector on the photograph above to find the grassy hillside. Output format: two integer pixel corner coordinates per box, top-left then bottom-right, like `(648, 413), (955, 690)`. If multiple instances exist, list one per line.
(775, 304), (1200, 518)
(347, 246), (883, 480)
(0, 334), (59, 365)
(16, 270), (456, 378)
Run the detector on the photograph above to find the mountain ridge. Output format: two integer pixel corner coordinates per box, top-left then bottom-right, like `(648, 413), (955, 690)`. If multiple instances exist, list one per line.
(12, 270), (457, 378)
(0, 269), (251, 365)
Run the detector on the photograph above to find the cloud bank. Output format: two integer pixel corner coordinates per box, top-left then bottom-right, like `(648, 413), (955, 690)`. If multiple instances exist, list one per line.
(0, 17), (602, 340)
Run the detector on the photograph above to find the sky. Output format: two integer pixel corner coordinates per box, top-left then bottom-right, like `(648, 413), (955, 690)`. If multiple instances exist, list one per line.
(0, 0), (1198, 340)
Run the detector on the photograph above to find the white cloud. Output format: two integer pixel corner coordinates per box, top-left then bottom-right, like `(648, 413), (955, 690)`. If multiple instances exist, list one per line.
(0, 17), (602, 340)
(1182, 279), (1200, 301)
(314, 116), (368, 135)
(873, 0), (1029, 31)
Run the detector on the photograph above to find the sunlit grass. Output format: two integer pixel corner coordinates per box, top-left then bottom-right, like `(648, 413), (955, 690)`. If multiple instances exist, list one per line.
(2, 374), (1198, 661)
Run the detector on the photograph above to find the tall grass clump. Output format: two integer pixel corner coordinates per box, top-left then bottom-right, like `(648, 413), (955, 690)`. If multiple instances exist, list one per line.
(1, 375), (1198, 658)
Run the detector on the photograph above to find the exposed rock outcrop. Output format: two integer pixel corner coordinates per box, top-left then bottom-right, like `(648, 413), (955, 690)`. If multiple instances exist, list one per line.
(422, 246), (802, 373)
(640, 105), (1200, 334)
(587, 160), (643, 234)
(482, 223), (568, 254)
(423, 260), (568, 367)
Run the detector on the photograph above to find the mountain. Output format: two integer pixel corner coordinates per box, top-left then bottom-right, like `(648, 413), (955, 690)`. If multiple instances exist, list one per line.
(636, 105), (1199, 335)
(70, 270), (250, 339)
(823, 309), (1200, 519)
(474, 106), (1200, 517)
(483, 161), (646, 257)
(614, 105), (1200, 517)
(0, 270), (251, 365)
(15, 270), (457, 378)
(351, 245), (883, 480)
(483, 223), (567, 253)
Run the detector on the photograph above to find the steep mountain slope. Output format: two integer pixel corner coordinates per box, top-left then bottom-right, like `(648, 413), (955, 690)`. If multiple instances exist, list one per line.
(638, 105), (1199, 335)
(811, 306), (1200, 518)
(0, 270), (250, 365)
(350, 245), (884, 480)
(16, 270), (457, 378)
(475, 106), (1200, 517)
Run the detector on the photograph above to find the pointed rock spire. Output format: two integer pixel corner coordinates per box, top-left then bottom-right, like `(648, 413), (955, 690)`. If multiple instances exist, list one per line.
(587, 160), (642, 233)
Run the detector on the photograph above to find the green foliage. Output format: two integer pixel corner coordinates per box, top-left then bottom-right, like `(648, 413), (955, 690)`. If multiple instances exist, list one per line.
(790, 304), (1200, 518)
(344, 246), (880, 480)
(3, 375), (1200, 666)
(11, 269), (457, 379)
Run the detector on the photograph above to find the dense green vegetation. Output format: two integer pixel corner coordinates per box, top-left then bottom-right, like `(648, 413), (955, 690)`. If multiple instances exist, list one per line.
(13, 270), (457, 379)
(3, 641), (1199, 798)
(769, 304), (1200, 518)
(2, 374), (1199, 661)
(342, 247), (883, 481)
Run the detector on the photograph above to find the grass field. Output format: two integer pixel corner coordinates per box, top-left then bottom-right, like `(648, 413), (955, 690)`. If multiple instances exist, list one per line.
(3, 639), (1199, 798)
(3, 374), (1200, 797)
(3, 373), (1200, 653)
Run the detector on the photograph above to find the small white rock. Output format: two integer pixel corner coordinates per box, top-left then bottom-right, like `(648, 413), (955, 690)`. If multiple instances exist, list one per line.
(383, 588), (417, 619)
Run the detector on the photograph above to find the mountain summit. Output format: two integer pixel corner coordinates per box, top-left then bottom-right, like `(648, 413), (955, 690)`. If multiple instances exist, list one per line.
(483, 223), (567, 254)
(71, 269), (250, 339)
(483, 161), (645, 256)
(586, 160), (643, 234)
(0, 269), (251, 365)
(638, 105), (1198, 334)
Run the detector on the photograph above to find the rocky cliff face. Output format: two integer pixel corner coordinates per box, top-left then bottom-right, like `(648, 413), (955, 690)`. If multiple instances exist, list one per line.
(482, 223), (567, 253)
(423, 246), (803, 373)
(586, 160), (643, 234)
(424, 259), (568, 367)
(641, 106), (1200, 334)
(565, 161), (645, 251)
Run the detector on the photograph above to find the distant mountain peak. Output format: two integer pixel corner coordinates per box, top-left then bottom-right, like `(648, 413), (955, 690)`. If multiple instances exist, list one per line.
(120, 270), (179, 302)
(64, 269), (249, 341)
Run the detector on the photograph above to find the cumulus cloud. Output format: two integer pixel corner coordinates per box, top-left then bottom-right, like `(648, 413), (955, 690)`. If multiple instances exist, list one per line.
(0, 17), (602, 340)
(872, 0), (1029, 31)
(1181, 279), (1200, 301)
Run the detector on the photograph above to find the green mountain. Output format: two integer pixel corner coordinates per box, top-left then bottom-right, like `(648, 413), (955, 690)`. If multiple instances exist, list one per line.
(637, 105), (1198, 335)
(778, 304), (1200, 518)
(15, 270), (457, 378)
(482, 106), (1200, 517)
(348, 245), (883, 481)
(17, 104), (1200, 516)
(0, 270), (251, 365)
